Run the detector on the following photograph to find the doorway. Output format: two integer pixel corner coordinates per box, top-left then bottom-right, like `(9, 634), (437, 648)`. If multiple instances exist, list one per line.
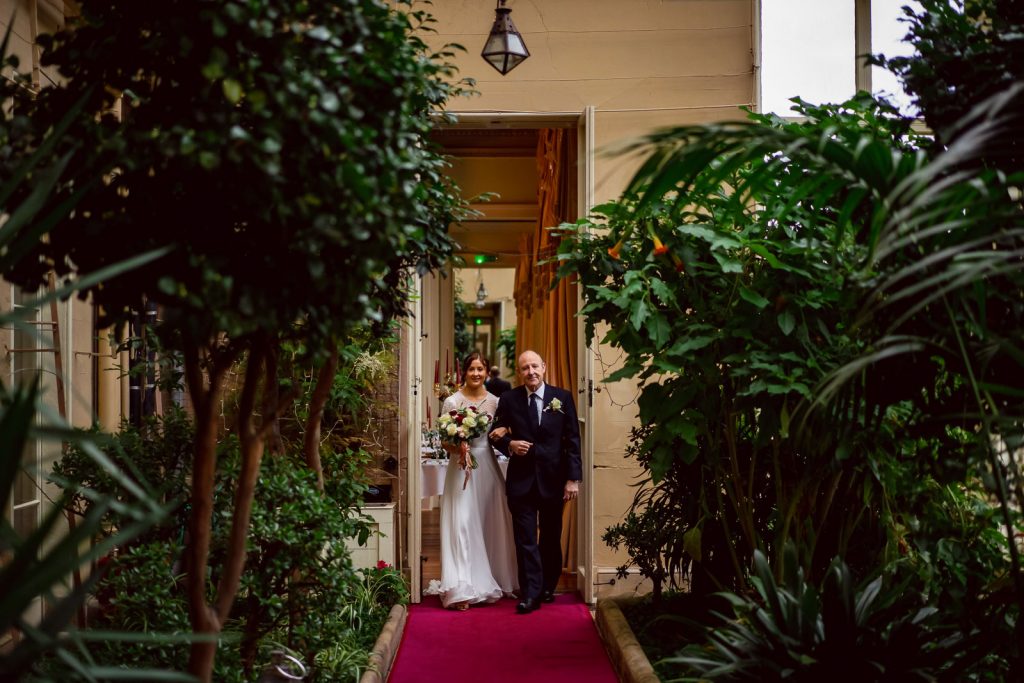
(405, 109), (596, 604)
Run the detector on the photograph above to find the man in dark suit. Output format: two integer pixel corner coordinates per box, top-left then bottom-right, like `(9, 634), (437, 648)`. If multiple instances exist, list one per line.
(485, 366), (512, 397)
(490, 350), (581, 614)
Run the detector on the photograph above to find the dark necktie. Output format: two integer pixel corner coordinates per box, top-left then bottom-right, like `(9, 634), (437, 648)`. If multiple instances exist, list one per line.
(529, 393), (540, 426)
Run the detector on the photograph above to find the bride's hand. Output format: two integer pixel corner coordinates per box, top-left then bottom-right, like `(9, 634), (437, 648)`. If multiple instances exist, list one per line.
(458, 441), (469, 468)
(489, 426), (510, 441)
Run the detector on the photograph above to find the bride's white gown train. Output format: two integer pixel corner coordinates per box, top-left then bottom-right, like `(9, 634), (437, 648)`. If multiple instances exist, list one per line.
(436, 391), (518, 607)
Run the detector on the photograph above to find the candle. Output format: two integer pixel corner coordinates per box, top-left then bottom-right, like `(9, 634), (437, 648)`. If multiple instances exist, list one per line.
(434, 359), (440, 384)
(426, 399), (432, 425)
(445, 349), (450, 377)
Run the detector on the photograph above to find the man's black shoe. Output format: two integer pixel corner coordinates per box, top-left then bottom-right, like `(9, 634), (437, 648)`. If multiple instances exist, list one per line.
(516, 597), (541, 614)
(540, 590), (555, 603)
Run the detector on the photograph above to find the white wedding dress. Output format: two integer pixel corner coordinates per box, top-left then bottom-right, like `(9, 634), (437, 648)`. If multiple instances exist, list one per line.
(435, 390), (518, 607)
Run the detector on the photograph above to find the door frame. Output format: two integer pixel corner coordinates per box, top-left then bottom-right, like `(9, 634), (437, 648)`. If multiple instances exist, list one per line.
(404, 109), (596, 603)
(576, 106), (596, 604)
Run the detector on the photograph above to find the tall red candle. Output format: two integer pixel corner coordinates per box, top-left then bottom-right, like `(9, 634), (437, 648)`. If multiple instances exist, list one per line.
(445, 350), (449, 378)
(434, 359), (440, 384)
(426, 399), (432, 425)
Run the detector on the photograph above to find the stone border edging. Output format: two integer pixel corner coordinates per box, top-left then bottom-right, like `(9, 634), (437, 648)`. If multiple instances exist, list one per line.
(595, 598), (660, 683)
(359, 603), (407, 683)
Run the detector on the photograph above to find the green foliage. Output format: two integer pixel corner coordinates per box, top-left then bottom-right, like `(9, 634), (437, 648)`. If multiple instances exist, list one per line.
(2, 0), (464, 354)
(872, 0), (1024, 174)
(3, 5), (465, 676)
(313, 564), (408, 682)
(560, 97), (937, 590)
(496, 326), (517, 372)
(273, 324), (399, 451)
(217, 446), (372, 671)
(0, 381), (181, 681)
(559, 14), (1023, 670)
(1, 35), (179, 676)
(53, 411), (403, 679)
(603, 426), (695, 601)
(669, 548), (992, 682)
(53, 407), (194, 541)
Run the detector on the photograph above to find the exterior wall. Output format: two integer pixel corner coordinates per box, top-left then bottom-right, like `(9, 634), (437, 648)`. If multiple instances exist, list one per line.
(1, 3), (105, 623)
(423, 0), (757, 598)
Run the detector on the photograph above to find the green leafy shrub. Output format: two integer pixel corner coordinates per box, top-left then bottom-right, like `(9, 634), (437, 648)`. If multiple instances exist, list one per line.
(53, 411), (402, 679)
(217, 446), (373, 673)
(53, 407), (194, 544)
(669, 548), (995, 682)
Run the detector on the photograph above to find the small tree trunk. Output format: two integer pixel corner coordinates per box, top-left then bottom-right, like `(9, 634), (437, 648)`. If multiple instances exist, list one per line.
(240, 588), (264, 675)
(303, 344), (338, 492)
(185, 344), (234, 682)
(214, 344), (269, 621)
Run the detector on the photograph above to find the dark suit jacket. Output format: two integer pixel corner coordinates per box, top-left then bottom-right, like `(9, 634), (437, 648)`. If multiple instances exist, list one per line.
(491, 384), (582, 501)
(485, 375), (512, 397)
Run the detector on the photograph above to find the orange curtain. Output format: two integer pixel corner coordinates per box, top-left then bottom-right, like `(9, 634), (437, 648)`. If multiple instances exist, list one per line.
(513, 128), (579, 574)
(514, 129), (577, 388)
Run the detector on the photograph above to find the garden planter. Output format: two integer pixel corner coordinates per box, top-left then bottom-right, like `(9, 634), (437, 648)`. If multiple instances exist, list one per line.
(359, 603), (407, 683)
(595, 598), (660, 683)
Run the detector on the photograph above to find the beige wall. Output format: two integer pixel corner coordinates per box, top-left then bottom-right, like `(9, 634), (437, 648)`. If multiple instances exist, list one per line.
(424, 0), (756, 597)
(0, 0), (65, 89)
(425, 0), (755, 197)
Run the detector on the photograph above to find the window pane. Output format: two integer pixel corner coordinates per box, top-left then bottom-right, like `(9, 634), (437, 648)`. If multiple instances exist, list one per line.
(13, 504), (39, 541)
(762, 0), (856, 115)
(10, 287), (41, 508)
(14, 454), (38, 506)
(872, 0), (922, 116)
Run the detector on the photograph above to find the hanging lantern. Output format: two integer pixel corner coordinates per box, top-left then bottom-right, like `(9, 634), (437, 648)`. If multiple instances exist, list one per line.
(481, 0), (530, 75)
(475, 279), (488, 309)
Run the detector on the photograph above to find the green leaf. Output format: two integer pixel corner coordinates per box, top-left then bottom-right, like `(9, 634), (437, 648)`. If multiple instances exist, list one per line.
(683, 527), (702, 562)
(648, 313), (671, 347)
(630, 298), (650, 331)
(738, 285), (769, 309)
(777, 309), (796, 335)
(712, 251), (744, 273)
(677, 224), (742, 250)
(649, 277), (676, 306)
(222, 78), (243, 104)
(669, 420), (698, 445)
(667, 335), (715, 355)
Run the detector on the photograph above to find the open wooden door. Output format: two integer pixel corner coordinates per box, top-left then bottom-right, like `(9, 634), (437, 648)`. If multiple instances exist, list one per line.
(575, 106), (596, 604)
(403, 274), (424, 603)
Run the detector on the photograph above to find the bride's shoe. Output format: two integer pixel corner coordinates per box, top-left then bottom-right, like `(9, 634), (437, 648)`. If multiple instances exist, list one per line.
(451, 601), (470, 611)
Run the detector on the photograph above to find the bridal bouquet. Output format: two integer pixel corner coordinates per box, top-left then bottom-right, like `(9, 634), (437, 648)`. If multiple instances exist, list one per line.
(436, 406), (492, 489)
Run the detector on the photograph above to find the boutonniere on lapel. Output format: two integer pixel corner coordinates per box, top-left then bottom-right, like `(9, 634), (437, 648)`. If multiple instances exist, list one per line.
(545, 398), (564, 414)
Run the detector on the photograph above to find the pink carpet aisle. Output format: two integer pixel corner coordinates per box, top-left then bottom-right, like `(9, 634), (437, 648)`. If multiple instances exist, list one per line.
(388, 594), (620, 683)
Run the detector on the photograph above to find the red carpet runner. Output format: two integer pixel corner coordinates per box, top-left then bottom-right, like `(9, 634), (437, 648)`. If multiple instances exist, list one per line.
(388, 594), (619, 683)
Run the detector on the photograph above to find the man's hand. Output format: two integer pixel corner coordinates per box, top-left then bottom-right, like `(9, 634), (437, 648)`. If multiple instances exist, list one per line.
(508, 439), (533, 457)
(563, 480), (580, 501)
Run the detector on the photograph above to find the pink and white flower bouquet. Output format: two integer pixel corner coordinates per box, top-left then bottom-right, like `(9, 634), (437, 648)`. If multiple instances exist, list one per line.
(436, 406), (492, 489)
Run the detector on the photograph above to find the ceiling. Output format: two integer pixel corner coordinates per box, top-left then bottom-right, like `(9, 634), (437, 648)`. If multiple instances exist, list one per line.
(431, 128), (540, 269)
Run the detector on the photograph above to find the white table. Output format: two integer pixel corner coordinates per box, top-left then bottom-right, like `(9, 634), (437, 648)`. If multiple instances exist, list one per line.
(420, 453), (509, 509)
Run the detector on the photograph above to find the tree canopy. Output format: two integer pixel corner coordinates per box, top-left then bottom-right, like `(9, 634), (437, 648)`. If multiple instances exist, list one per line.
(4, 0), (462, 349)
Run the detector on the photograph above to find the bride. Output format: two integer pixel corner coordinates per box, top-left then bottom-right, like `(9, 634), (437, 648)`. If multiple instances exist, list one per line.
(436, 352), (518, 610)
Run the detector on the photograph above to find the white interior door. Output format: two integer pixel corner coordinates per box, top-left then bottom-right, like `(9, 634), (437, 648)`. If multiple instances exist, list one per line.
(576, 106), (596, 604)
(404, 275), (424, 602)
